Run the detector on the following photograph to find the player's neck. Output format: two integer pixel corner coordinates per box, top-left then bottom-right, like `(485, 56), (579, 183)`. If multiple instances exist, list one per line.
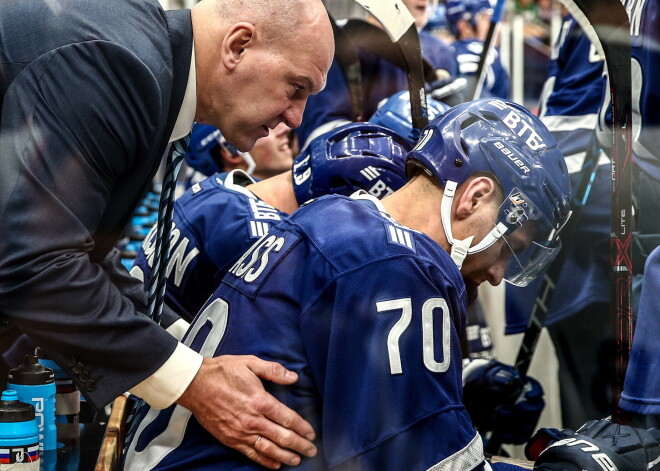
(247, 171), (299, 215)
(381, 176), (450, 251)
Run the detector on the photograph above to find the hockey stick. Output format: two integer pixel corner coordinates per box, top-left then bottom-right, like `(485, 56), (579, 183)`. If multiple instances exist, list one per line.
(551, 0), (633, 425)
(328, 13), (365, 122)
(468, 0), (507, 100)
(498, 0), (631, 431)
(352, 0), (429, 136)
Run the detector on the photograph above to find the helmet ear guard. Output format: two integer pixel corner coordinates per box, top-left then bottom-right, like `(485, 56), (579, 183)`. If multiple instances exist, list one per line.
(292, 123), (411, 205)
(185, 123), (255, 176)
(406, 98), (571, 285)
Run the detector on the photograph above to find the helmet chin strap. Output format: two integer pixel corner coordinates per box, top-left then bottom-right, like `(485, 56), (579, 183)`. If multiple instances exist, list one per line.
(240, 152), (256, 175)
(440, 180), (508, 269)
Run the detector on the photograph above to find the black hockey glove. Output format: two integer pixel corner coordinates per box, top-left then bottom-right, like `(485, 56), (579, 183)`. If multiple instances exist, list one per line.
(525, 418), (660, 471)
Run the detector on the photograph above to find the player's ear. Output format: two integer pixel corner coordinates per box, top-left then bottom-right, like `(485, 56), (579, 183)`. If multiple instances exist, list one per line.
(221, 22), (256, 70)
(455, 176), (498, 220)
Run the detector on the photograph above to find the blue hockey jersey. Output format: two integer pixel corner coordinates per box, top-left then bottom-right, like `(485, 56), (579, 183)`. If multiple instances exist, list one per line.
(132, 170), (286, 322)
(123, 193), (523, 471)
(296, 29), (457, 148)
(504, 15), (610, 333)
(620, 245), (660, 415)
(451, 39), (509, 99)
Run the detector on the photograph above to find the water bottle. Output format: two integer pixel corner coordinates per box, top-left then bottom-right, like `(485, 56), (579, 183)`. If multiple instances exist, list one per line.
(0, 390), (40, 470)
(36, 349), (80, 425)
(7, 355), (56, 451)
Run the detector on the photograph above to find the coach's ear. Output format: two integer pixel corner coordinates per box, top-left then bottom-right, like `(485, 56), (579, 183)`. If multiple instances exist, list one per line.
(221, 22), (256, 70)
(454, 176), (499, 220)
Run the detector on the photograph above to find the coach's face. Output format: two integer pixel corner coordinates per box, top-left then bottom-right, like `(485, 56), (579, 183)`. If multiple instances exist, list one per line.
(197, 15), (333, 152)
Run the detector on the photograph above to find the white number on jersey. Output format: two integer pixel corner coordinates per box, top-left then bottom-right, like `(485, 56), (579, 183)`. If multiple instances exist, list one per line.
(376, 297), (451, 375)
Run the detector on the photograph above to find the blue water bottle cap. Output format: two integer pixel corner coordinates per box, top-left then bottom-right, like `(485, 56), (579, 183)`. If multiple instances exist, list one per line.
(8, 355), (54, 385)
(0, 390), (35, 422)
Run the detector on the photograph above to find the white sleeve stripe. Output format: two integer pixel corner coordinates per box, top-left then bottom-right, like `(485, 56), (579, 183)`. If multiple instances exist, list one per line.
(541, 113), (598, 132)
(425, 433), (485, 471)
(403, 231), (413, 248)
(388, 225), (398, 243)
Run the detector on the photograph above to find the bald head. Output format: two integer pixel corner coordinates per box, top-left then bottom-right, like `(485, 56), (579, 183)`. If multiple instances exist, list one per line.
(191, 0), (334, 151)
(210, 0), (328, 44)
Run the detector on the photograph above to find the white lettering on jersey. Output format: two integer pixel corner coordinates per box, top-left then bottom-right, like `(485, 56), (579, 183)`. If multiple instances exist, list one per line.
(229, 234), (285, 283)
(142, 223), (199, 286)
(293, 155), (312, 185)
(249, 198), (281, 221)
(493, 142), (531, 173)
(124, 299), (230, 471)
(166, 235), (200, 287)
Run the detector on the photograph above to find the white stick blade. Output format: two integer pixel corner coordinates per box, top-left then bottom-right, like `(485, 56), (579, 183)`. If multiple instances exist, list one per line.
(352, 0), (415, 42)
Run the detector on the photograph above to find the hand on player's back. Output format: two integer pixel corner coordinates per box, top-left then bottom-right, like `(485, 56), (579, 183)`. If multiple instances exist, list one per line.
(177, 356), (317, 469)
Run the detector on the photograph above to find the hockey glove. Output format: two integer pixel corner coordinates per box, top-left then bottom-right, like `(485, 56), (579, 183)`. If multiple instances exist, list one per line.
(463, 359), (544, 445)
(525, 418), (660, 471)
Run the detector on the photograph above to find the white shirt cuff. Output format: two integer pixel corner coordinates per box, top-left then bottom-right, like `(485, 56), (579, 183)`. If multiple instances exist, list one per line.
(129, 342), (203, 410)
(166, 318), (191, 341)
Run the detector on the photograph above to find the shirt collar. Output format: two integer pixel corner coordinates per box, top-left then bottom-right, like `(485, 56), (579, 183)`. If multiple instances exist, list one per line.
(169, 42), (197, 142)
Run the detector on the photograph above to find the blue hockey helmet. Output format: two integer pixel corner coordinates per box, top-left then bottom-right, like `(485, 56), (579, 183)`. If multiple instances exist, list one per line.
(406, 98), (571, 286)
(292, 122), (411, 204)
(423, 2), (449, 34)
(185, 123), (254, 176)
(369, 90), (451, 146)
(445, 0), (492, 36)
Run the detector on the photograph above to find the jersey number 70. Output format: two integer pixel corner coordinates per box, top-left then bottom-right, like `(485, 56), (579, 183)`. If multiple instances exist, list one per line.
(376, 297), (451, 375)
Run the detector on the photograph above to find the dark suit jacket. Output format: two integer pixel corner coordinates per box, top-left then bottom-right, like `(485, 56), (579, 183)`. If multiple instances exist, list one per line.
(0, 0), (193, 407)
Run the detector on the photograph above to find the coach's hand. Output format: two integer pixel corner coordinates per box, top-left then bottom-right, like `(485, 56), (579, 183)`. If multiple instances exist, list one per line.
(177, 356), (317, 469)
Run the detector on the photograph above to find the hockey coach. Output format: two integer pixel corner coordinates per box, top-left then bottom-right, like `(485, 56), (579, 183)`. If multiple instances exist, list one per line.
(0, 0), (333, 468)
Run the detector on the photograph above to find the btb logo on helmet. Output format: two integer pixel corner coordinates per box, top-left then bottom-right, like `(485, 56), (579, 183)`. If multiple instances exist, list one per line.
(490, 100), (547, 151)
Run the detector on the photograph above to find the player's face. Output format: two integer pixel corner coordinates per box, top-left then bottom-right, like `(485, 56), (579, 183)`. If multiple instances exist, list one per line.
(402, 0), (430, 29)
(218, 25), (333, 152)
(249, 122), (294, 179)
(461, 225), (533, 287)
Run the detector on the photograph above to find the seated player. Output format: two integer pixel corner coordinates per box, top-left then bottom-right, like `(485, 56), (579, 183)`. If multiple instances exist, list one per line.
(185, 121), (293, 185)
(123, 98), (576, 470)
(132, 123), (411, 322)
(446, 0), (510, 99)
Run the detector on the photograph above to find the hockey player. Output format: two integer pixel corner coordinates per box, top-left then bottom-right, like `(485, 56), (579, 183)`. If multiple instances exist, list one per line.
(132, 123), (410, 322)
(123, 98), (576, 470)
(295, 0), (458, 148)
(504, 13), (612, 428)
(446, 0), (510, 99)
(185, 121), (293, 185)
